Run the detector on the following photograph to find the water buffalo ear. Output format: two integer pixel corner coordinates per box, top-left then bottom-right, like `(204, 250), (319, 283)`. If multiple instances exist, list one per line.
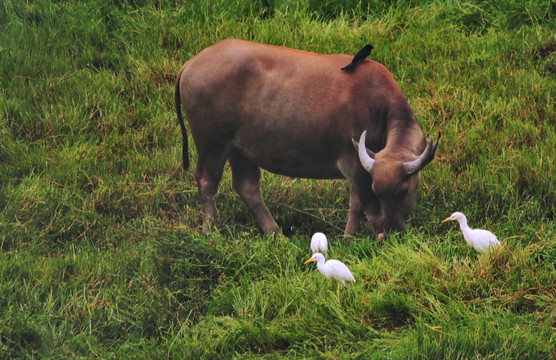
(403, 132), (440, 175)
(351, 137), (358, 150)
(352, 135), (375, 158)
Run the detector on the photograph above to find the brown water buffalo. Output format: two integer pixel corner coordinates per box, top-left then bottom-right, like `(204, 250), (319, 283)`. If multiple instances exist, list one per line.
(175, 39), (439, 237)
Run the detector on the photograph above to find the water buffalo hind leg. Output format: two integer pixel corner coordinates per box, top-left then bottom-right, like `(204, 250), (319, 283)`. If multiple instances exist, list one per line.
(228, 150), (280, 235)
(194, 149), (227, 233)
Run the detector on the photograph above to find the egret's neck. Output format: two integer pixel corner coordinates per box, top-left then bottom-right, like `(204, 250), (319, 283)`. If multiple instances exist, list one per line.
(315, 256), (326, 268)
(457, 218), (473, 245)
(457, 217), (468, 229)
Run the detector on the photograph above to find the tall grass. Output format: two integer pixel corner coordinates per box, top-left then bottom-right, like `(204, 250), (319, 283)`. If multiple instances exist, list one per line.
(0, 0), (554, 358)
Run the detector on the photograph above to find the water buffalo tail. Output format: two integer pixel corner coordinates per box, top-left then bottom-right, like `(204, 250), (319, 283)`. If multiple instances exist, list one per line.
(175, 65), (189, 170)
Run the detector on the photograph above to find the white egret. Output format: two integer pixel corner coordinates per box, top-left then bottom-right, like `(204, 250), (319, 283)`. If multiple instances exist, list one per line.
(442, 212), (500, 253)
(310, 232), (328, 255)
(304, 253), (355, 286)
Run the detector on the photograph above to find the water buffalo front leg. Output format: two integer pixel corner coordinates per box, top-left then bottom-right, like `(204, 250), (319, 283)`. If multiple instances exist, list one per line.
(345, 188), (364, 236)
(343, 166), (384, 238)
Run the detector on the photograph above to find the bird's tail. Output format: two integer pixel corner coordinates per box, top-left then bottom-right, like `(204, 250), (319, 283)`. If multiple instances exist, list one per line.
(341, 63), (355, 72)
(175, 65), (189, 170)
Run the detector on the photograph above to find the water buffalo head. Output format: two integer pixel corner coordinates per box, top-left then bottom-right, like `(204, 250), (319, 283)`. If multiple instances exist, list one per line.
(353, 130), (439, 234)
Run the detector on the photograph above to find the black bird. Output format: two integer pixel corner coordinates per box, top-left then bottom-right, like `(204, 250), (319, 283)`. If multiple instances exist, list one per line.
(341, 44), (374, 72)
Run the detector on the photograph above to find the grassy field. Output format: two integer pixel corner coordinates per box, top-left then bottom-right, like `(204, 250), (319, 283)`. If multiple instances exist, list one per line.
(1, 0), (554, 358)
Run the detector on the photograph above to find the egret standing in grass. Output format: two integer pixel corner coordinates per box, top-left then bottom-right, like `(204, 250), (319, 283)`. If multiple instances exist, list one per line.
(304, 253), (355, 286)
(310, 232), (328, 256)
(442, 211), (500, 253)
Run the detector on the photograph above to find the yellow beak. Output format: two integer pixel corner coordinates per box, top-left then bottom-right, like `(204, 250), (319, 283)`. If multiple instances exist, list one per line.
(304, 256), (316, 264)
(315, 244), (320, 253)
(442, 217), (452, 223)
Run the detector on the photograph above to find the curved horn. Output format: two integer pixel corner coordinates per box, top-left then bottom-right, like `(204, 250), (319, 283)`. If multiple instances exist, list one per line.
(356, 131), (375, 173)
(403, 133), (440, 175)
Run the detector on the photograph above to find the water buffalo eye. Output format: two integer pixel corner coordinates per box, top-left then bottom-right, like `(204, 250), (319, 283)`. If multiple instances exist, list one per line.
(398, 188), (409, 197)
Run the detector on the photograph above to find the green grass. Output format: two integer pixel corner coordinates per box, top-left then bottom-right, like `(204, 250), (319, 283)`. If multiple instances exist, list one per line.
(0, 0), (554, 358)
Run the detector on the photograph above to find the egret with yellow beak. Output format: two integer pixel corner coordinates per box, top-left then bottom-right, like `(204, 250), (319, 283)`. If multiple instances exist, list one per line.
(442, 212), (500, 253)
(304, 253), (355, 286)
